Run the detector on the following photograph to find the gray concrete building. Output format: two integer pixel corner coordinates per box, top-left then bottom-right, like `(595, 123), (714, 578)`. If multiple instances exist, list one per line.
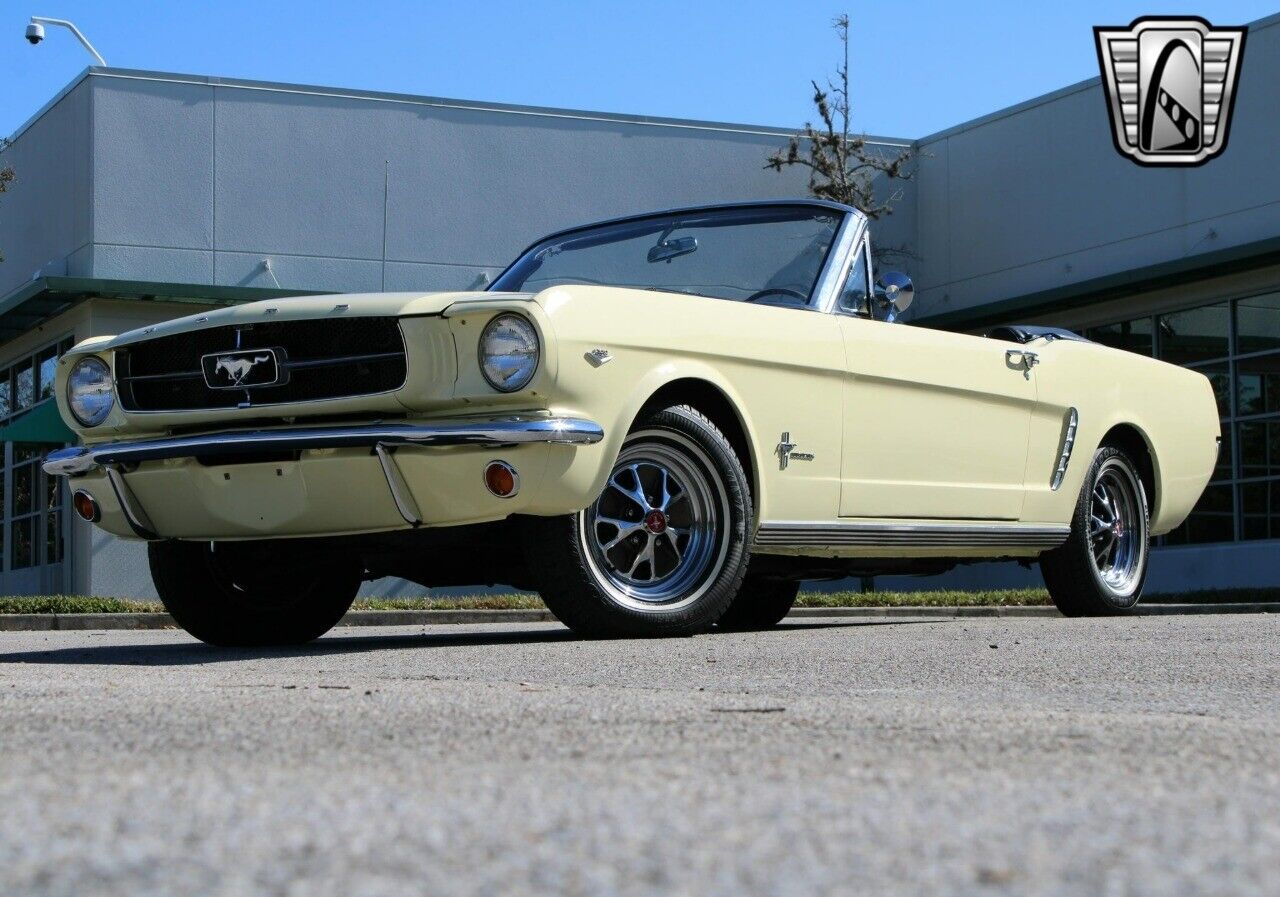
(1, 10), (1277, 598)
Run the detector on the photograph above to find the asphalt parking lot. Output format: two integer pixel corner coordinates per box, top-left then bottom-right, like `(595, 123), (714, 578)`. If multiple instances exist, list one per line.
(1, 614), (1277, 897)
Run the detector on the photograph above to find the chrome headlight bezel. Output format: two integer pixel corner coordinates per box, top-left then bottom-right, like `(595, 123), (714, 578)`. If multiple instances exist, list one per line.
(478, 313), (540, 393)
(66, 356), (115, 428)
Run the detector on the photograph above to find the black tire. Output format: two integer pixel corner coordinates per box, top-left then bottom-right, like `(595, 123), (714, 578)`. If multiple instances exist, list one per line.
(148, 539), (362, 646)
(716, 565), (800, 631)
(1040, 446), (1150, 617)
(523, 405), (752, 637)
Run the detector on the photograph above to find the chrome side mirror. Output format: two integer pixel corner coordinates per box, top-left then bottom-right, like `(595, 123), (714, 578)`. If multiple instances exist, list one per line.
(874, 271), (914, 322)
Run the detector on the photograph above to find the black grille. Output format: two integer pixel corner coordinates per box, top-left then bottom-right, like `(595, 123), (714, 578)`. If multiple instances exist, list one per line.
(117, 317), (407, 412)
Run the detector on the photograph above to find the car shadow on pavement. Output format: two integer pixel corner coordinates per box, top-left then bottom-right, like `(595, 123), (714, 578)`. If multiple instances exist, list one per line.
(0, 619), (936, 667)
(0, 627), (577, 667)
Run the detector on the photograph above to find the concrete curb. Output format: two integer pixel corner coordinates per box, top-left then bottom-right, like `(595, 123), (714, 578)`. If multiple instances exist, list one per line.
(1130, 602), (1280, 616)
(341, 609), (556, 626)
(0, 603), (1274, 632)
(789, 606), (1060, 618)
(795, 603), (1280, 618)
(0, 612), (179, 631)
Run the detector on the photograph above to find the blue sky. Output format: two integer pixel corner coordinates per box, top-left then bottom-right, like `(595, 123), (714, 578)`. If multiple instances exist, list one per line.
(3, 1), (1277, 139)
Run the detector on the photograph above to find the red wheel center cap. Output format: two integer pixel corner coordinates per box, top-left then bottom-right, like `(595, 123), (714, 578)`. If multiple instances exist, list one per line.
(644, 510), (668, 534)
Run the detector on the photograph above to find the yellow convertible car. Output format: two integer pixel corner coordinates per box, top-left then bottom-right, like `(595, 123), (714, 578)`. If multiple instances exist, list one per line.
(44, 201), (1220, 644)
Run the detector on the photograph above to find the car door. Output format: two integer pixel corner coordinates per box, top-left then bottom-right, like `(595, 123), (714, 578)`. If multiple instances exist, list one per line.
(835, 241), (1036, 520)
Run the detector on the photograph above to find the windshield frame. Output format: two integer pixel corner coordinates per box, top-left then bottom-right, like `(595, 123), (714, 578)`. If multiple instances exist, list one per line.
(489, 200), (865, 312)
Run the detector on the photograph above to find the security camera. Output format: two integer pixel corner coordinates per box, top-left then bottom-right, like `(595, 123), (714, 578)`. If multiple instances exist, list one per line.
(22, 17), (106, 63)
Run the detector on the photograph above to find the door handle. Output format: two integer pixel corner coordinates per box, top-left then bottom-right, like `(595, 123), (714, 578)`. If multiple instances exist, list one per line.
(1006, 349), (1039, 377)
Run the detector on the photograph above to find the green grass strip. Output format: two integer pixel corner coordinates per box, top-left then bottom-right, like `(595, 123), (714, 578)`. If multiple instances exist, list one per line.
(0, 587), (1275, 615)
(0, 596), (166, 614)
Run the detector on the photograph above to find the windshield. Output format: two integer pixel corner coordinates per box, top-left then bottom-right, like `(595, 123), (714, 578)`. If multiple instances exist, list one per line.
(490, 205), (844, 307)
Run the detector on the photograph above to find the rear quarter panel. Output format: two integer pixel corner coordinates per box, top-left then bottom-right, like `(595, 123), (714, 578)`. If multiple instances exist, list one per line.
(1023, 340), (1220, 535)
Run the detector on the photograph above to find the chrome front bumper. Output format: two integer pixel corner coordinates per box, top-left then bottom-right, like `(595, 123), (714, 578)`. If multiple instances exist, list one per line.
(43, 416), (605, 477)
(43, 416), (605, 539)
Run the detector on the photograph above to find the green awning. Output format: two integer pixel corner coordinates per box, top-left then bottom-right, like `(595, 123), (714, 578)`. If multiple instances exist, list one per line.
(0, 275), (324, 349)
(0, 400), (75, 444)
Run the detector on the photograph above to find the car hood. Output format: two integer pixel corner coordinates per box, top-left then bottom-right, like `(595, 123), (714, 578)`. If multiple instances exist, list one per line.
(99, 291), (534, 350)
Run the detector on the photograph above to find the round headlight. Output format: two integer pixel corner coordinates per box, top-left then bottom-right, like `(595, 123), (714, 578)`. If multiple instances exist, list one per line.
(66, 356), (115, 427)
(479, 314), (540, 393)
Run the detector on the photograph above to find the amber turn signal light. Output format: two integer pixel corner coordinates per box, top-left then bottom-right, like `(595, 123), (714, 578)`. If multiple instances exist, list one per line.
(72, 490), (101, 522)
(483, 461), (520, 498)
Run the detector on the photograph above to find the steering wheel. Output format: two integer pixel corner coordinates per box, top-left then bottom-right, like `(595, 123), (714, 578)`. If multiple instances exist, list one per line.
(744, 287), (808, 305)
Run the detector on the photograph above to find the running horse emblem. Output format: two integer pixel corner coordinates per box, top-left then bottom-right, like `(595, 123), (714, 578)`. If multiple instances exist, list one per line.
(215, 353), (273, 386)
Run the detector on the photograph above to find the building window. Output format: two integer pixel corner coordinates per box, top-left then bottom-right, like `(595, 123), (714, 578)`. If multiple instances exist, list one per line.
(1237, 352), (1280, 417)
(1240, 480), (1280, 541)
(1237, 294), (1280, 354)
(1085, 290), (1280, 547)
(1158, 302), (1230, 365)
(1086, 317), (1154, 356)
(0, 336), (74, 572)
(14, 358), (34, 413)
(1164, 483), (1234, 546)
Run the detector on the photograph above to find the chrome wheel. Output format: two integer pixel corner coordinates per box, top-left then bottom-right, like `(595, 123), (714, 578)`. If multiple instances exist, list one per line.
(579, 431), (730, 612)
(1088, 458), (1147, 601)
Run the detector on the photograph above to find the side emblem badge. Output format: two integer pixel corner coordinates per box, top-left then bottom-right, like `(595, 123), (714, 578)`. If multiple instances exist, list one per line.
(776, 432), (814, 470)
(585, 348), (613, 367)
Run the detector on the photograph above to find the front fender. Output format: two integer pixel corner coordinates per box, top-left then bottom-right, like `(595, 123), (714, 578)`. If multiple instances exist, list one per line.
(515, 285), (846, 522)
(520, 351), (765, 519)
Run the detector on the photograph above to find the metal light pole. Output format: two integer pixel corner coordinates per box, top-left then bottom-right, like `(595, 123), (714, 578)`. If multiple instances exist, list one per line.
(25, 16), (107, 66)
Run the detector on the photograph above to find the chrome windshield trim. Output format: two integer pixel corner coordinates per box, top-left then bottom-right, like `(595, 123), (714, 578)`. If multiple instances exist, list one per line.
(812, 214), (868, 314)
(489, 200), (866, 307)
(43, 416), (605, 477)
(492, 200), (862, 283)
(832, 231), (876, 319)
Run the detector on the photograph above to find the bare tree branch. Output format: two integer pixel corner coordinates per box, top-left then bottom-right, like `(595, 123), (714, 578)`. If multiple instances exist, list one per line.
(0, 139), (13, 263)
(765, 14), (913, 220)
(871, 242), (920, 267)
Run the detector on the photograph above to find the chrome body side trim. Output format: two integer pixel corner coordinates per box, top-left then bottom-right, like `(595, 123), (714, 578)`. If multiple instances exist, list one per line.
(43, 416), (605, 477)
(755, 521), (1071, 551)
(1050, 408), (1080, 491)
